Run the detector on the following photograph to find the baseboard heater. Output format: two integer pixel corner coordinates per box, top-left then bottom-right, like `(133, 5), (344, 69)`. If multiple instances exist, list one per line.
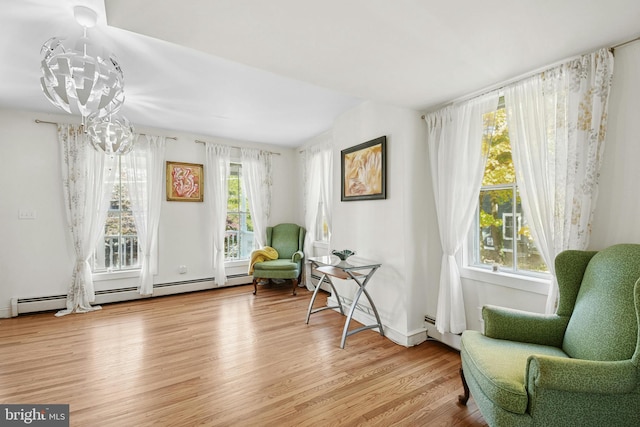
(308, 271), (331, 291)
(424, 314), (462, 350)
(10, 273), (252, 317)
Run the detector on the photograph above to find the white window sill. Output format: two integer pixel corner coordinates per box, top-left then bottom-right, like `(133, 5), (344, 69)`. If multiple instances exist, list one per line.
(461, 266), (551, 295)
(313, 241), (329, 250)
(93, 269), (141, 282)
(225, 259), (249, 267)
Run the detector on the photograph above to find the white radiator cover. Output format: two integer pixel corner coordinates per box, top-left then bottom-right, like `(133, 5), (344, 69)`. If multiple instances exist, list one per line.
(424, 315), (461, 350)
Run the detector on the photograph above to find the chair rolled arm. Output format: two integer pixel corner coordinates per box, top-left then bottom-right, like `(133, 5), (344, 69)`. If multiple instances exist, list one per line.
(526, 355), (637, 395)
(483, 305), (569, 347)
(292, 250), (304, 262)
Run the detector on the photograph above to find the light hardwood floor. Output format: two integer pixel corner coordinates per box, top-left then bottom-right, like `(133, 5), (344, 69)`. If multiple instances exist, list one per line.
(0, 283), (487, 426)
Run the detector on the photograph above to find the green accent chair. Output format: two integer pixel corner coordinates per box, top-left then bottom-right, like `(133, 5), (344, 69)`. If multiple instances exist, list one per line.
(252, 223), (305, 295)
(459, 243), (640, 427)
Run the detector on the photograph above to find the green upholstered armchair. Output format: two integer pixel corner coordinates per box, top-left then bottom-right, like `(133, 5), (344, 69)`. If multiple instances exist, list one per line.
(251, 223), (305, 295)
(459, 244), (640, 427)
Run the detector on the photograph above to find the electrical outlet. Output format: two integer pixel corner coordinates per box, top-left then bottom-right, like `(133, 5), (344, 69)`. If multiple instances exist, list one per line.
(178, 265), (187, 274)
(18, 209), (37, 220)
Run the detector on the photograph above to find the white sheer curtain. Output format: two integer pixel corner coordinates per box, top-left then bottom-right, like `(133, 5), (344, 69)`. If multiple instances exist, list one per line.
(56, 124), (116, 316)
(302, 137), (333, 263)
(424, 93), (499, 334)
(205, 143), (231, 286)
(319, 143), (333, 250)
(123, 134), (166, 295)
(240, 148), (272, 248)
(505, 48), (614, 313)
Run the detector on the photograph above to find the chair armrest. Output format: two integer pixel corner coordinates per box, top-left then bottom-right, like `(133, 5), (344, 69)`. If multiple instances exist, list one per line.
(483, 305), (569, 347)
(292, 250), (304, 262)
(526, 355), (637, 394)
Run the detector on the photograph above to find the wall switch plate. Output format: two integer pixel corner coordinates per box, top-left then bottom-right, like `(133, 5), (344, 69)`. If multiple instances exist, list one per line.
(18, 209), (37, 220)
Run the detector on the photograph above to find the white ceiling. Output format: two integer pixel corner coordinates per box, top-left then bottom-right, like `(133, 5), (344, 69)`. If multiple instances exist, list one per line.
(1, 0), (639, 147)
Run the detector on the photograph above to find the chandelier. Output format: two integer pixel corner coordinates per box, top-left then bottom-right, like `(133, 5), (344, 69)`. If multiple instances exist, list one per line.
(86, 113), (135, 155)
(40, 5), (134, 154)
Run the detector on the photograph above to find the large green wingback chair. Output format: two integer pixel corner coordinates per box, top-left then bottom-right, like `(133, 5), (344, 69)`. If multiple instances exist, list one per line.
(251, 223), (305, 295)
(459, 243), (640, 427)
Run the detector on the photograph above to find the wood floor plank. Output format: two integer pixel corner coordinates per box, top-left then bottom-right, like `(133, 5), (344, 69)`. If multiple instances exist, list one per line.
(0, 285), (487, 426)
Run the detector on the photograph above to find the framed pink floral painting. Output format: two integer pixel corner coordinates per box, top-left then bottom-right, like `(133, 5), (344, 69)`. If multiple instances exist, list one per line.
(166, 161), (204, 202)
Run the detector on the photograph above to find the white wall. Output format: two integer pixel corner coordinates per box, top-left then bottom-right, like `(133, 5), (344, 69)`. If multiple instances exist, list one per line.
(590, 41), (640, 248)
(0, 109), (300, 318)
(318, 101), (437, 346)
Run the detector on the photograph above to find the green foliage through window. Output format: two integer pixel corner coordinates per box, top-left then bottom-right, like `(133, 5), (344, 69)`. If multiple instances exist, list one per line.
(225, 163), (254, 260)
(474, 104), (548, 274)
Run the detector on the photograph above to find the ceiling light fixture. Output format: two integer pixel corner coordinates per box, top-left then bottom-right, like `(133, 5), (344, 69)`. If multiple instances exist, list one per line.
(86, 113), (135, 155)
(40, 5), (134, 154)
(40, 6), (124, 120)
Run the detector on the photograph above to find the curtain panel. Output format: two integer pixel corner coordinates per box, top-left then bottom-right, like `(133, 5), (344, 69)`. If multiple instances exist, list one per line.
(424, 93), (500, 334)
(123, 134), (166, 295)
(204, 143), (231, 286)
(505, 48), (614, 313)
(240, 148), (272, 249)
(56, 124), (116, 316)
(302, 136), (333, 268)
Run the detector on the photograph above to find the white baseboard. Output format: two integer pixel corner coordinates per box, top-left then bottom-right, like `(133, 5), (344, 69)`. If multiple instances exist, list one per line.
(0, 306), (13, 319)
(326, 295), (429, 348)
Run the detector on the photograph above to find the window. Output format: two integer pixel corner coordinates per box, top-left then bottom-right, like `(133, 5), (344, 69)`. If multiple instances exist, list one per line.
(93, 158), (139, 272)
(471, 104), (548, 274)
(315, 201), (329, 242)
(225, 163), (255, 261)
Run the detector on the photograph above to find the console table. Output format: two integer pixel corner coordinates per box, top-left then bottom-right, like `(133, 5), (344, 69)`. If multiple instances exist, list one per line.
(306, 256), (383, 348)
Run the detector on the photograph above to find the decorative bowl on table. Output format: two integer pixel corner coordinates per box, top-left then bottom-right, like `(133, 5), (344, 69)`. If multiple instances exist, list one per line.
(332, 249), (355, 267)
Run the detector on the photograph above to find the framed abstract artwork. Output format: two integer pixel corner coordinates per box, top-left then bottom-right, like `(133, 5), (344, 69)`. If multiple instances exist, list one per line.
(341, 136), (387, 201)
(166, 161), (204, 202)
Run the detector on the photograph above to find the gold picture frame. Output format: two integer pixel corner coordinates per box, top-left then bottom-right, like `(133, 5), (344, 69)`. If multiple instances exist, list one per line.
(341, 136), (387, 201)
(166, 161), (204, 202)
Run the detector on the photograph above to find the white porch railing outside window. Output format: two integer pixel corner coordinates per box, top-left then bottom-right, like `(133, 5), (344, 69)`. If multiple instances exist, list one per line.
(93, 234), (140, 272)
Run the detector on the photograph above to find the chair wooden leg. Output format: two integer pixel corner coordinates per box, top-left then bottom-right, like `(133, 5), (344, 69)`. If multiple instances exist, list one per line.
(458, 367), (470, 405)
(253, 278), (258, 295)
(291, 278), (297, 296)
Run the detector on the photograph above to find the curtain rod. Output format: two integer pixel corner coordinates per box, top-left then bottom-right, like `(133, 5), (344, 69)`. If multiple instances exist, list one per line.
(34, 119), (178, 140)
(611, 34), (640, 50)
(420, 34), (640, 120)
(194, 139), (281, 155)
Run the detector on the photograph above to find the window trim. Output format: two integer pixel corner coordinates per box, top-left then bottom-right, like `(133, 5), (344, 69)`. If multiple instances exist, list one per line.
(225, 259), (249, 268)
(460, 264), (551, 295)
(313, 240), (329, 251)
(93, 268), (140, 282)
(461, 243), (550, 294)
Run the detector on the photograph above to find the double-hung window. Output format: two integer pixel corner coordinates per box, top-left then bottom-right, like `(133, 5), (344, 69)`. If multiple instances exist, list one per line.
(225, 162), (255, 261)
(470, 104), (548, 275)
(93, 158), (139, 272)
